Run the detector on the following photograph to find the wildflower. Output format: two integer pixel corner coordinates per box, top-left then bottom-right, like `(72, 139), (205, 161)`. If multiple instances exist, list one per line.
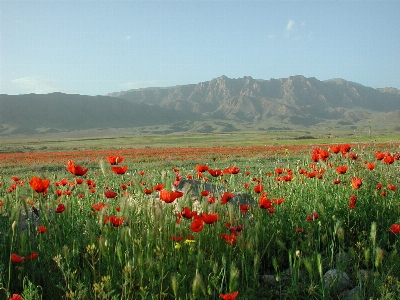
(106, 155), (124, 165)
(170, 235), (183, 242)
(254, 184), (264, 193)
(220, 234), (237, 245)
(383, 154), (395, 164)
(55, 203), (66, 213)
(208, 168), (223, 177)
(29, 176), (50, 193)
(26, 252), (38, 260)
(336, 165), (348, 174)
(311, 147), (330, 162)
(37, 225), (47, 234)
(221, 192), (234, 204)
(159, 189), (183, 203)
(275, 168), (284, 174)
(388, 184), (397, 191)
(143, 188), (153, 194)
(202, 212), (219, 224)
(296, 227), (303, 233)
(223, 166), (240, 174)
(153, 183), (164, 191)
(376, 183), (382, 190)
(111, 166), (128, 175)
(388, 224), (400, 234)
(190, 215), (204, 232)
(196, 164), (209, 173)
(333, 179), (341, 184)
(92, 202), (108, 211)
(207, 195), (216, 204)
(259, 194), (272, 209)
(340, 144), (351, 155)
(104, 215), (125, 227)
(67, 160), (88, 176)
(138, 170), (145, 176)
(239, 203), (250, 213)
(201, 190), (210, 197)
(350, 176), (362, 189)
(273, 198), (284, 205)
(11, 253), (25, 263)
(349, 195), (357, 210)
(104, 190), (118, 198)
(306, 213), (319, 221)
(220, 291), (239, 300)
(9, 294), (23, 300)
(181, 207), (198, 219)
(330, 145), (341, 154)
(365, 163), (375, 170)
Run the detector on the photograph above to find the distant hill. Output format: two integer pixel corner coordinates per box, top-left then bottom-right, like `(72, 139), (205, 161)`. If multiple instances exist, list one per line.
(1, 75), (400, 138)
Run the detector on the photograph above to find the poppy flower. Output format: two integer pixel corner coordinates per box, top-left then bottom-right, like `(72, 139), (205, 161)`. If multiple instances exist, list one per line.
(159, 190), (183, 203)
(11, 253), (25, 263)
(388, 184), (397, 191)
(229, 225), (244, 235)
(275, 168), (284, 174)
(220, 291), (239, 300)
(67, 160), (88, 176)
(153, 183), (164, 191)
(92, 202), (108, 211)
(223, 166), (240, 174)
(311, 147), (330, 162)
(170, 235), (183, 242)
(104, 190), (118, 198)
(340, 144), (351, 155)
(26, 252), (38, 260)
(207, 195), (216, 204)
(259, 195), (272, 209)
(220, 234), (237, 245)
(376, 183), (382, 190)
(335, 166), (348, 174)
(383, 155), (395, 164)
(296, 227), (303, 233)
(106, 155), (124, 165)
(11, 176), (20, 182)
(37, 225), (47, 234)
(143, 188), (153, 194)
(190, 215), (204, 232)
(239, 203), (250, 213)
(365, 163), (375, 170)
(196, 164), (209, 173)
(306, 212), (319, 221)
(351, 176), (362, 189)
(111, 166), (128, 175)
(254, 184), (264, 193)
(55, 203), (66, 213)
(201, 212), (219, 224)
(330, 145), (341, 154)
(9, 294), (23, 300)
(181, 207), (198, 219)
(388, 224), (400, 234)
(349, 195), (357, 210)
(221, 192), (234, 204)
(201, 190), (210, 197)
(104, 215), (125, 227)
(333, 179), (341, 184)
(29, 176), (50, 193)
(208, 168), (223, 177)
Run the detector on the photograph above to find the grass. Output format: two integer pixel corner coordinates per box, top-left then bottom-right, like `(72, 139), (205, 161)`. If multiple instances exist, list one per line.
(0, 136), (400, 299)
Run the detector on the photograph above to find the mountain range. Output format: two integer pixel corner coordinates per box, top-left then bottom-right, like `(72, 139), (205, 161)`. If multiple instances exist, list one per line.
(1, 75), (400, 138)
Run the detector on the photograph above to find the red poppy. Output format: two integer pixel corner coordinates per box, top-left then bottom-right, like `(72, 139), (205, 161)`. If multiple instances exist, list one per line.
(223, 166), (240, 174)
(106, 155), (124, 165)
(138, 170), (145, 176)
(376, 183), (383, 190)
(388, 184), (397, 191)
(111, 166), (128, 175)
(383, 155), (395, 164)
(311, 147), (330, 162)
(208, 168), (223, 177)
(92, 202), (108, 211)
(159, 189), (183, 203)
(104, 215), (125, 227)
(259, 195), (272, 209)
(55, 203), (66, 213)
(153, 183), (164, 191)
(333, 179), (341, 184)
(254, 184), (264, 193)
(11, 253), (25, 263)
(335, 165), (348, 174)
(296, 227), (303, 233)
(388, 224), (400, 234)
(330, 145), (341, 154)
(239, 203), (250, 213)
(306, 212), (319, 221)
(220, 234), (237, 245)
(37, 225), (47, 234)
(349, 195), (357, 210)
(340, 144), (351, 155)
(143, 188), (153, 194)
(29, 176), (50, 193)
(67, 160), (88, 176)
(220, 291), (239, 300)
(170, 235), (183, 242)
(190, 215), (204, 232)
(229, 225), (244, 235)
(75, 178), (84, 184)
(12, 176), (20, 182)
(9, 294), (23, 300)
(104, 190), (118, 198)
(221, 192), (235, 204)
(196, 164), (209, 173)
(201, 212), (219, 224)
(26, 252), (38, 260)
(181, 207), (198, 219)
(351, 176), (362, 189)
(365, 163), (375, 170)
(207, 195), (216, 204)
(201, 190), (210, 197)
(273, 198), (284, 205)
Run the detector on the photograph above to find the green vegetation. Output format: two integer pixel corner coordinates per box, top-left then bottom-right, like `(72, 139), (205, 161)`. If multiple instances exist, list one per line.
(0, 140), (400, 299)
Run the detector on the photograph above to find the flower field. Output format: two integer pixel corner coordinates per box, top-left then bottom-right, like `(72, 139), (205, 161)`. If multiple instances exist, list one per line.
(1, 142), (400, 299)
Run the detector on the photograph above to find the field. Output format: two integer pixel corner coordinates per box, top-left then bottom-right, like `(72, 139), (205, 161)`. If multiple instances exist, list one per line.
(1, 134), (400, 299)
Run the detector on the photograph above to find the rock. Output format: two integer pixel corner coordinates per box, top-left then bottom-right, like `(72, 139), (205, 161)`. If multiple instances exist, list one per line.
(323, 269), (352, 292)
(342, 286), (362, 300)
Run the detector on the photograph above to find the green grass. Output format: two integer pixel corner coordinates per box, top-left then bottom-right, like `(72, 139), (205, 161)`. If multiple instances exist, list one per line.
(0, 140), (400, 299)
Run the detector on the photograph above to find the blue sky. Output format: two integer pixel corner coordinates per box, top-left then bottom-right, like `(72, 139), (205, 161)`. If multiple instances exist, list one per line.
(1, 0), (399, 95)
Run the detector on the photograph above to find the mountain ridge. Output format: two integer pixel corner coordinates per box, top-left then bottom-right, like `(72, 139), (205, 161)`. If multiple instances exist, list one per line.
(1, 75), (400, 138)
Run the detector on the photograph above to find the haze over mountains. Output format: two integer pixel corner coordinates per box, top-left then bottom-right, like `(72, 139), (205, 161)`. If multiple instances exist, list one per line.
(1, 75), (400, 138)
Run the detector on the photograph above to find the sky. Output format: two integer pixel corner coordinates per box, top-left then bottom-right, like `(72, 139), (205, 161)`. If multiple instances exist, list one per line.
(1, 0), (399, 96)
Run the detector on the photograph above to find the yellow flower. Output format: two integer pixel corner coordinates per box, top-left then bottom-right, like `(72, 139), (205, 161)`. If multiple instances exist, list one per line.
(174, 243), (181, 250)
(184, 239), (195, 244)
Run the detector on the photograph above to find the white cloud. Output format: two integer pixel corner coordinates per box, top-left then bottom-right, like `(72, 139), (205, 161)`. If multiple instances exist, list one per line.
(11, 76), (63, 94)
(124, 35), (131, 41)
(120, 80), (160, 90)
(286, 19), (295, 32)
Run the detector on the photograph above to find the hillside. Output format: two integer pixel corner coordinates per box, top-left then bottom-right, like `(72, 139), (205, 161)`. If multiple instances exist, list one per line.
(1, 75), (400, 138)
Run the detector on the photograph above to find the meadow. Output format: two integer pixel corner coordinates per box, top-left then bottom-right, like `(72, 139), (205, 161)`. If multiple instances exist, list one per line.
(0, 136), (400, 299)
